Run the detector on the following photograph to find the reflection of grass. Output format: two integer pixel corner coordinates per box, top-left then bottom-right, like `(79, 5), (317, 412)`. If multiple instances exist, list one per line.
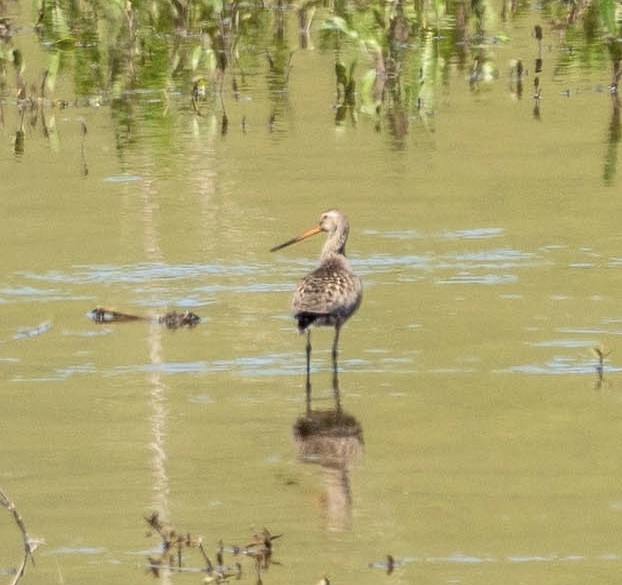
(2, 0), (621, 160)
(319, 0), (510, 127)
(9, 0), (622, 103)
(31, 0), (259, 100)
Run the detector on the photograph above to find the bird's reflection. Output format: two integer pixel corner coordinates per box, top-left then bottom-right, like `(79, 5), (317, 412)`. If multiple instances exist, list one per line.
(293, 409), (363, 531)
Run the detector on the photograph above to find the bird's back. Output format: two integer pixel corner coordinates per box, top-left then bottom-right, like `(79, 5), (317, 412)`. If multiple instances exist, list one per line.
(292, 256), (362, 331)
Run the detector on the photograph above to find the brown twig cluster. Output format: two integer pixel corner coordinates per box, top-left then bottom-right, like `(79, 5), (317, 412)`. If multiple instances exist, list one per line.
(144, 512), (281, 584)
(0, 488), (44, 585)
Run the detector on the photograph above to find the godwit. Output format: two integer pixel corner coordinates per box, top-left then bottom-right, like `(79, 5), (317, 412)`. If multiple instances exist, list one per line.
(271, 209), (362, 414)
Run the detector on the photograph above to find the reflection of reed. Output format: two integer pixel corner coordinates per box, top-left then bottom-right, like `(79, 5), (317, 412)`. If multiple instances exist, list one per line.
(603, 91), (620, 184)
(137, 170), (172, 583)
(147, 323), (173, 585)
(293, 410), (363, 531)
(148, 324), (170, 516)
(592, 345), (611, 391)
(533, 25), (543, 120)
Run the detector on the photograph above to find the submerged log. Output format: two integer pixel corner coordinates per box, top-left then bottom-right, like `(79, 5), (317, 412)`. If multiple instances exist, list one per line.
(158, 311), (201, 329)
(89, 307), (200, 329)
(89, 307), (144, 323)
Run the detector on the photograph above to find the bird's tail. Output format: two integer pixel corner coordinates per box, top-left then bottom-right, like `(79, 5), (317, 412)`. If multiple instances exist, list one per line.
(295, 312), (318, 332)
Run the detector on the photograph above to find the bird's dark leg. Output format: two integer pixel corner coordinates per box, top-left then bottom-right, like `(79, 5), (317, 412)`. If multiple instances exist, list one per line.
(305, 329), (312, 417)
(331, 324), (342, 414)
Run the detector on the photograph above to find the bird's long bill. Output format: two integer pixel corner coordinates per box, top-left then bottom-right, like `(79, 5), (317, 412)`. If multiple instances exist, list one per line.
(270, 225), (322, 252)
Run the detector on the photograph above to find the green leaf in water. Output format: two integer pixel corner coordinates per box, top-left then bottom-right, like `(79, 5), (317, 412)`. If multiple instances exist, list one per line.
(191, 44), (203, 71)
(321, 16), (358, 39)
(46, 51), (61, 93)
(359, 68), (379, 114)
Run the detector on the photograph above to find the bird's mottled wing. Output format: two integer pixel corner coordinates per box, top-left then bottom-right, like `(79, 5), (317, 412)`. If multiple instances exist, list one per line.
(292, 259), (362, 317)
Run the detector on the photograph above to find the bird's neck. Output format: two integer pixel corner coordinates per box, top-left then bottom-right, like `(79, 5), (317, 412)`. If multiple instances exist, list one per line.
(321, 245), (346, 263)
(320, 233), (347, 261)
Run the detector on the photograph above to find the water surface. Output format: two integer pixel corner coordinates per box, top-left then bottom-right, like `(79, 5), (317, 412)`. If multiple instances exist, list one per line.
(1, 2), (622, 584)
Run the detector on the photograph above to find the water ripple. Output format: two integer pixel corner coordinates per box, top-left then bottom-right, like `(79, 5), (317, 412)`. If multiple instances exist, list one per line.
(437, 273), (517, 285)
(363, 226), (505, 241)
(17, 262), (250, 285)
(440, 227), (505, 240)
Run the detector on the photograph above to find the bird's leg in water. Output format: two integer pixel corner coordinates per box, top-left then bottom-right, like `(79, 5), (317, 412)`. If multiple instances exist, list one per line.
(332, 325), (342, 414)
(305, 329), (312, 417)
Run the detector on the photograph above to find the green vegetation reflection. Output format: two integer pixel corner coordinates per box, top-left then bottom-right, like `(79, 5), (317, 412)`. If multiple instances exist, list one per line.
(0, 0), (620, 177)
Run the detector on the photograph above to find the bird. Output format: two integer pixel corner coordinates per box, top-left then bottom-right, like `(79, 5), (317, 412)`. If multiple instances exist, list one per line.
(271, 209), (362, 414)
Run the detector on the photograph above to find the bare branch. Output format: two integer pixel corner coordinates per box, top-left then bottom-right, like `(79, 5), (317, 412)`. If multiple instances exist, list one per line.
(0, 488), (44, 585)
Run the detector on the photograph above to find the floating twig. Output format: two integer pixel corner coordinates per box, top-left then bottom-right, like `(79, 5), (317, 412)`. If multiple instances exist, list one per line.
(90, 307), (144, 323)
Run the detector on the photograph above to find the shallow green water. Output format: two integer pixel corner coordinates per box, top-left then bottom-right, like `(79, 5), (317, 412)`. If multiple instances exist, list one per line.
(1, 1), (622, 584)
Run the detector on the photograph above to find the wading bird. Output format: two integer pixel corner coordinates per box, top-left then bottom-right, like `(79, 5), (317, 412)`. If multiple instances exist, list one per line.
(271, 209), (362, 414)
